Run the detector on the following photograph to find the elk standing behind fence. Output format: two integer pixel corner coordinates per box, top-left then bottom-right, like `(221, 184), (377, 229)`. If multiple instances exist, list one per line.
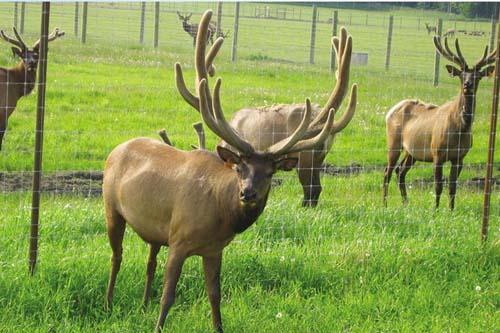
(103, 10), (335, 333)
(177, 27), (357, 207)
(177, 11), (221, 46)
(383, 37), (496, 209)
(425, 23), (437, 35)
(0, 27), (64, 150)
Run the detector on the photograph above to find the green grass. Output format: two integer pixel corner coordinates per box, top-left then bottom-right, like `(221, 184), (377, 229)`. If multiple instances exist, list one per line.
(0, 2), (499, 332)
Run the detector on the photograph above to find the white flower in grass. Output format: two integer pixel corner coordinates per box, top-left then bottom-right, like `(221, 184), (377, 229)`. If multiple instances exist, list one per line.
(275, 312), (283, 319)
(280, 256), (285, 262)
(475, 285), (481, 292)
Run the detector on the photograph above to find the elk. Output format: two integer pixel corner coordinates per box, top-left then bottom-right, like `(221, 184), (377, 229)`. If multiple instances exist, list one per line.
(383, 37), (496, 209)
(443, 28), (455, 38)
(103, 10), (335, 333)
(177, 27), (357, 207)
(0, 27), (64, 150)
(425, 23), (437, 35)
(177, 11), (216, 46)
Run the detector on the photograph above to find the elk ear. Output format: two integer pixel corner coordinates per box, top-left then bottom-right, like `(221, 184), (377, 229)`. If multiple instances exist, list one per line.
(216, 145), (241, 165)
(274, 157), (298, 171)
(11, 47), (22, 58)
(479, 65), (495, 78)
(446, 65), (461, 77)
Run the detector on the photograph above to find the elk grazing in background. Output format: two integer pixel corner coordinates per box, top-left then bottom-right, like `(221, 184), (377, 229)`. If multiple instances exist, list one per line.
(103, 10), (335, 333)
(0, 27), (64, 150)
(177, 27), (357, 207)
(425, 23), (437, 35)
(443, 28), (455, 38)
(383, 37), (496, 209)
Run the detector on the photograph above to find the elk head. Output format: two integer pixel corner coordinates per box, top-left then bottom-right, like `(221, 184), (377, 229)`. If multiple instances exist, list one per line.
(434, 36), (496, 96)
(176, 11), (192, 23)
(0, 27), (64, 72)
(177, 10), (335, 207)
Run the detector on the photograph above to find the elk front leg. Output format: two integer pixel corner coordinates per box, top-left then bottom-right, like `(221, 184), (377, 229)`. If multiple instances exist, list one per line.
(203, 253), (223, 333)
(143, 243), (162, 308)
(0, 114), (7, 151)
(105, 210), (126, 311)
(397, 154), (415, 205)
(448, 159), (463, 211)
(383, 148), (401, 207)
(433, 161), (444, 209)
(298, 167), (322, 207)
(155, 249), (187, 333)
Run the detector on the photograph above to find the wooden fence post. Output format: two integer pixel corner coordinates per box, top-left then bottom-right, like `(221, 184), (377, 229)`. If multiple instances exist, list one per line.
(490, 8), (499, 54)
(433, 18), (443, 86)
(231, 2), (240, 62)
(154, 1), (159, 48)
(216, 2), (223, 37)
(309, 5), (317, 64)
(14, 2), (18, 28)
(417, 18), (420, 31)
(20, 2), (25, 33)
(74, 2), (79, 36)
(81, 2), (88, 43)
(140, 2), (146, 44)
(330, 10), (338, 72)
(481, 23), (500, 242)
(385, 15), (394, 71)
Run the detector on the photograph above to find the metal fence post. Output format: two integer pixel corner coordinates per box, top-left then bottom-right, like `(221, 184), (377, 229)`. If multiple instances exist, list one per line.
(74, 2), (79, 36)
(154, 2), (159, 48)
(216, 2), (223, 37)
(231, 2), (240, 62)
(433, 18), (443, 86)
(81, 2), (88, 43)
(330, 10), (338, 72)
(30, 1), (51, 276)
(140, 2), (146, 44)
(385, 15), (394, 71)
(481, 23), (500, 242)
(20, 2), (25, 33)
(309, 5), (317, 64)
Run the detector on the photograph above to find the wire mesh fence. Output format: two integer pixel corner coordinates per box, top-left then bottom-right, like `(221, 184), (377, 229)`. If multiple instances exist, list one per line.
(0, 3), (498, 330)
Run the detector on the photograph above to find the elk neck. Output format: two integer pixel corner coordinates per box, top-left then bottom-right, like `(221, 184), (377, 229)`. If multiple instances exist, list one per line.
(454, 88), (476, 131)
(182, 21), (194, 34)
(215, 167), (269, 235)
(10, 61), (36, 97)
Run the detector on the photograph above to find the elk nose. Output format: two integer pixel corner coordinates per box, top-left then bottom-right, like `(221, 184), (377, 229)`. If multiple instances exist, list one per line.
(240, 190), (257, 202)
(464, 81), (472, 89)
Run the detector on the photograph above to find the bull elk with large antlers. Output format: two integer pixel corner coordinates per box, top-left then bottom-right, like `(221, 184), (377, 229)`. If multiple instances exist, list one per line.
(176, 26), (357, 207)
(0, 27), (64, 150)
(383, 37), (496, 209)
(103, 10), (335, 333)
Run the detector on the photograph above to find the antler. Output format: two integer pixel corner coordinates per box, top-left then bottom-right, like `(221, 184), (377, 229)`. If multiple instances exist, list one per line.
(175, 11), (224, 111)
(433, 36), (468, 69)
(473, 45), (497, 70)
(32, 28), (65, 49)
(0, 27), (27, 50)
(308, 27), (357, 136)
(192, 122), (206, 149)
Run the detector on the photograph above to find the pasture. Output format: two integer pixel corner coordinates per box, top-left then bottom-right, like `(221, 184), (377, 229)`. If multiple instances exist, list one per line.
(0, 2), (498, 332)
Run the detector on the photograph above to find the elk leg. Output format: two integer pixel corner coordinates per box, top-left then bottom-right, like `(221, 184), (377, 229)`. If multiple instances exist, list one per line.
(155, 249), (186, 333)
(449, 159), (463, 211)
(0, 114), (7, 151)
(105, 210), (126, 310)
(433, 161), (444, 209)
(143, 243), (162, 308)
(203, 253), (223, 333)
(383, 149), (401, 207)
(298, 167), (322, 207)
(398, 154), (415, 205)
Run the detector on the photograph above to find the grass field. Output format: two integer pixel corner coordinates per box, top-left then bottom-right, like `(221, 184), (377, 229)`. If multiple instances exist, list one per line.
(0, 2), (499, 332)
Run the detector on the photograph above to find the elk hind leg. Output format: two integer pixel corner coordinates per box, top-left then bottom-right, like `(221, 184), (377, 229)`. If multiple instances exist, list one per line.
(143, 243), (162, 308)
(155, 248), (187, 333)
(433, 161), (444, 209)
(383, 147), (401, 207)
(203, 253), (223, 333)
(397, 154), (415, 205)
(105, 209), (126, 310)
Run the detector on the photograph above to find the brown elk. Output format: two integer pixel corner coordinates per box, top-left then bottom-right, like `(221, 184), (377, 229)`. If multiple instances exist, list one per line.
(425, 23), (437, 35)
(103, 10), (335, 333)
(177, 11), (216, 46)
(176, 27), (357, 207)
(0, 27), (64, 150)
(383, 37), (496, 209)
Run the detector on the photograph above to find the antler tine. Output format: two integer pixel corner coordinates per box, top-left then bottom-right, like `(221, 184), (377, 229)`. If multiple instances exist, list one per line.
(199, 78), (254, 155)
(192, 122), (206, 149)
(0, 28), (25, 50)
(175, 63), (199, 110)
(195, 11), (212, 87)
(474, 45), (497, 69)
(33, 28), (65, 49)
(206, 37), (224, 77)
(12, 27), (27, 50)
(280, 108), (336, 155)
(433, 36), (464, 68)
(453, 38), (468, 69)
(212, 79), (255, 154)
